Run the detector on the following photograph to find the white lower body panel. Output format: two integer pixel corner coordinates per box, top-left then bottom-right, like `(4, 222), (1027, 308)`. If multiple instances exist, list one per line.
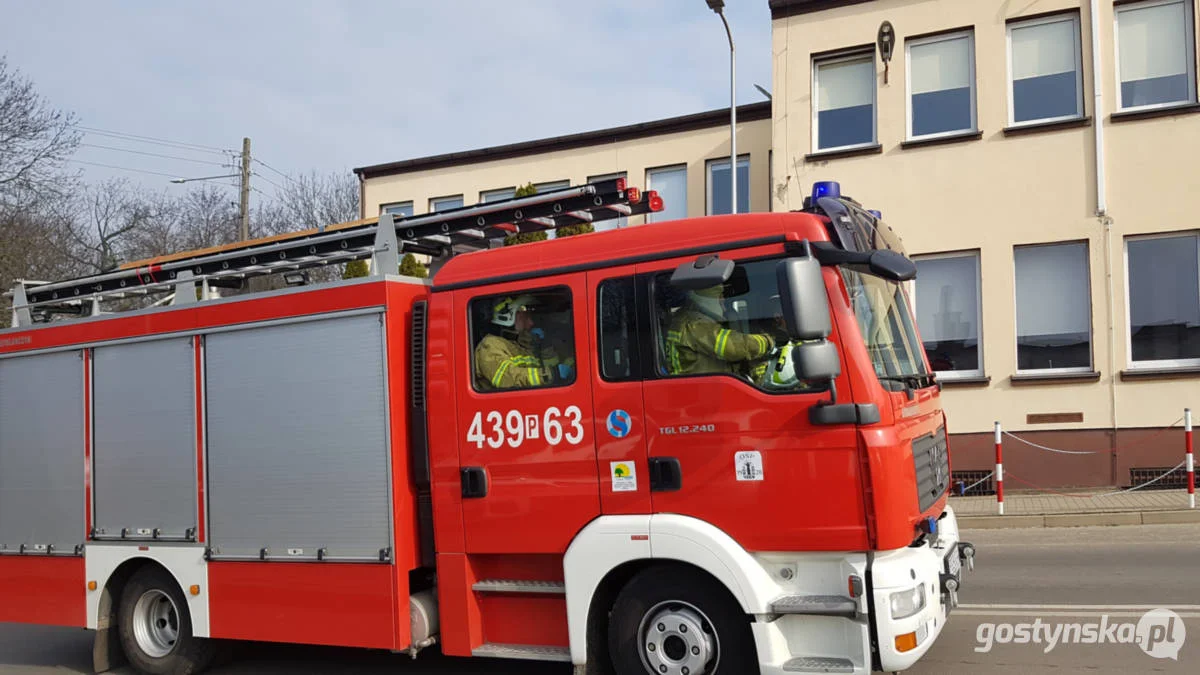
(85, 543), (210, 637)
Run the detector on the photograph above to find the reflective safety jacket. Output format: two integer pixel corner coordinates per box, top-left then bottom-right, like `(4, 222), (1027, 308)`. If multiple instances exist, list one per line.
(665, 307), (775, 376)
(474, 334), (554, 390)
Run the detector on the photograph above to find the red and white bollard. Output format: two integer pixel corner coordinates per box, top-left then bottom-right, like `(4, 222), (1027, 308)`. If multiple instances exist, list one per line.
(1186, 408), (1194, 510)
(995, 421), (1005, 515)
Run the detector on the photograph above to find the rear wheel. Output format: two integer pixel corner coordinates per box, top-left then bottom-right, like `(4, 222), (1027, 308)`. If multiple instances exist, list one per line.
(118, 566), (215, 675)
(608, 565), (759, 675)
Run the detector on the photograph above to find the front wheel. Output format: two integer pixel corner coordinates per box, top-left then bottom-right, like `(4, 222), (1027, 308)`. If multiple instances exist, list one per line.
(118, 566), (215, 675)
(608, 565), (759, 675)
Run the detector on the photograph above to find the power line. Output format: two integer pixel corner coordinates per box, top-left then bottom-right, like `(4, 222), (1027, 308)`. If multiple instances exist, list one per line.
(252, 158), (299, 186)
(79, 143), (228, 167)
(66, 159), (184, 179)
(251, 171), (286, 191)
(73, 125), (232, 155)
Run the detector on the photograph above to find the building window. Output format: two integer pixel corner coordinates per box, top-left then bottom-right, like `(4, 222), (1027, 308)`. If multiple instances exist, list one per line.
(646, 165), (687, 223)
(481, 188), (516, 203)
(380, 201), (413, 218)
(469, 287), (576, 392)
(1008, 14), (1084, 124)
(533, 180), (570, 194)
(1015, 242), (1092, 372)
(915, 253), (983, 377)
(1127, 233), (1200, 367)
(813, 51), (876, 151)
(907, 31), (976, 138)
(430, 195), (464, 212)
(1115, 0), (1197, 110)
(706, 155), (749, 215)
(588, 172), (628, 230)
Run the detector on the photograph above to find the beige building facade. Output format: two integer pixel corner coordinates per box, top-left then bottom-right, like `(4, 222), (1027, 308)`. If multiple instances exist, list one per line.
(355, 0), (1200, 487)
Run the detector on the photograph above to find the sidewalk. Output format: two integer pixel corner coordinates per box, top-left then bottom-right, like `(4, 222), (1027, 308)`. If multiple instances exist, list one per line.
(951, 488), (1200, 529)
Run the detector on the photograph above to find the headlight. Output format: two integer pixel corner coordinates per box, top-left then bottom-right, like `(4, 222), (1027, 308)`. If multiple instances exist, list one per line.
(889, 584), (927, 619)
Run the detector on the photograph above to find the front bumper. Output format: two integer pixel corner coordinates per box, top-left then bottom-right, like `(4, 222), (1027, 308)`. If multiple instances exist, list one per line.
(871, 506), (975, 672)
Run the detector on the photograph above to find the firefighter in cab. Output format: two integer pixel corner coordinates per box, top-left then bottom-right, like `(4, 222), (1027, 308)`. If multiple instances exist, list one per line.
(475, 294), (574, 390)
(665, 284), (776, 377)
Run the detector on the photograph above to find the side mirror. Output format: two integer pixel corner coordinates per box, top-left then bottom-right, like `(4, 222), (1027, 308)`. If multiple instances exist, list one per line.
(776, 252), (831, 341)
(868, 249), (917, 282)
(670, 255), (734, 290)
(791, 341), (841, 382)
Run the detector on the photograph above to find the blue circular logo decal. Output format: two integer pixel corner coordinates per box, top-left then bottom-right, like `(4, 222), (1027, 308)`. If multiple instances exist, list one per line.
(606, 409), (632, 438)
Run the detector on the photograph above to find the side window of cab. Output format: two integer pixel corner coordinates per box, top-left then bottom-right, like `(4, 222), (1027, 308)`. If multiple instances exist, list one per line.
(469, 287), (576, 392)
(649, 259), (822, 393)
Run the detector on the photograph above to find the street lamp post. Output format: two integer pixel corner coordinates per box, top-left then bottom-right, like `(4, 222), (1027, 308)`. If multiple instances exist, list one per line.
(707, 0), (736, 214)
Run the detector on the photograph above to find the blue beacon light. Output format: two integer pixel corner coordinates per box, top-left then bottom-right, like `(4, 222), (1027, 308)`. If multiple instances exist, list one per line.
(868, 209), (882, 219)
(811, 181), (841, 200)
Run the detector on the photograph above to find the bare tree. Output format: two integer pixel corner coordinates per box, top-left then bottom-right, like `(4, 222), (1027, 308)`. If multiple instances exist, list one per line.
(266, 170), (360, 235)
(0, 56), (81, 216)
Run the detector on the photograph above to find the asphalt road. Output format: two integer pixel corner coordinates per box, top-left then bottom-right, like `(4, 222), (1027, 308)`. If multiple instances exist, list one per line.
(3, 523), (1198, 674)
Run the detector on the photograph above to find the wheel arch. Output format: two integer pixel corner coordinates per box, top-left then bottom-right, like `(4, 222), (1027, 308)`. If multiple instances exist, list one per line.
(564, 514), (782, 666)
(85, 544), (210, 637)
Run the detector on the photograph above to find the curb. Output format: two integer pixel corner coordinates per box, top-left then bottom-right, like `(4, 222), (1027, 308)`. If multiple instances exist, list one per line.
(959, 509), (1200, 529)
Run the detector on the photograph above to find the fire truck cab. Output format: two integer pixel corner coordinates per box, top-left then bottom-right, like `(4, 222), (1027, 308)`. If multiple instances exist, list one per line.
(0, 179), (973, 675)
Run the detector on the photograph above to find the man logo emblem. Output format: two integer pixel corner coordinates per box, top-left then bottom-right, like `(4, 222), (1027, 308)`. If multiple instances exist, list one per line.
(606, 409), (632, 438)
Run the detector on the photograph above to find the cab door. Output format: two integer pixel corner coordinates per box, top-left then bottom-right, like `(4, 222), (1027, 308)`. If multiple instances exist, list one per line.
(636, 252), (870, 553)
(587, 267), (652, 515)
(453, 274), (599, 554)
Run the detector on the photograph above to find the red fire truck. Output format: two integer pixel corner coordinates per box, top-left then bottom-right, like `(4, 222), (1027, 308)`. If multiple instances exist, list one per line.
(1, 178), (973, 675)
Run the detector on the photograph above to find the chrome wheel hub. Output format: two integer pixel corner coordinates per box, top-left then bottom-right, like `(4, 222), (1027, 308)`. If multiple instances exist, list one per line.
(638, 601), (718, 675)
(132, 589), (180, 658)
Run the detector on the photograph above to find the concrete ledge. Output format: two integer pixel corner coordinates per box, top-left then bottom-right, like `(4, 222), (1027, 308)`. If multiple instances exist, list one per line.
(1045, 512), (1142, 528)
(1141, 510), (1200, 525)
(960, 510), (1200, 530)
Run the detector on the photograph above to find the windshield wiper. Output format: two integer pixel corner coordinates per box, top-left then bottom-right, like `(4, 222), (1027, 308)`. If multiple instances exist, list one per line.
(877, 374), (935, 394)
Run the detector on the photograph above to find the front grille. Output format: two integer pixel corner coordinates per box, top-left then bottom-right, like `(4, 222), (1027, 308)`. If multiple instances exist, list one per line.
(912, 427), (950, 512)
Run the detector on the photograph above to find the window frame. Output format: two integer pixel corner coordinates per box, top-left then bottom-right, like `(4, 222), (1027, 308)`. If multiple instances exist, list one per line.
(912, 250), (985, 380)
(533, 180), (570, 194)
(1123, 230), (1200, 370)
(1114, 0), (1198, 112)
(812, 49), (878, 152)
(1012, 240), (1095, 375)
(430, 194), (464, 212)
(1006, 13), (1085, 127)
(905, 29), (978, 141)
(645, 164), (688, 223)
(704, 154), (751, 216)
(467, 285), (578, 394)
(480, 187), (517, 203)
(380, 201), (413, 217)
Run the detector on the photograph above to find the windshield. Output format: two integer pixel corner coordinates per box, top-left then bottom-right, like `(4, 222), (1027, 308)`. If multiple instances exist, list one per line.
(840, 268), (929, 379)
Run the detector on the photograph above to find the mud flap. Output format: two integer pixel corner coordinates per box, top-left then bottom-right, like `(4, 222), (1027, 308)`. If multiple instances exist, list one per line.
(92, 586), (127, 673)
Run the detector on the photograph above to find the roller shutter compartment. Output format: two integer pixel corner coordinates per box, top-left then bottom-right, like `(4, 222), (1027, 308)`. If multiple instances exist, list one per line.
(204, 314), (391, 561)
(0, 351), (85, 555)
(93, 338), (197, 540)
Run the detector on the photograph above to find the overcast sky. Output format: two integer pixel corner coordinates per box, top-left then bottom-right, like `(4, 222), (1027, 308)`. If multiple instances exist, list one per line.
(2, 1), (771, 199)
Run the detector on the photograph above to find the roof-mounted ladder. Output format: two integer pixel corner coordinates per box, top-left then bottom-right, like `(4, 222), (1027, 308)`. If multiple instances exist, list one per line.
(8, 178), (661, 327)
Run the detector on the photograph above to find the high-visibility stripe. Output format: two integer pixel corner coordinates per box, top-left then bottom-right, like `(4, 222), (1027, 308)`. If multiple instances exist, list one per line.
(492, 360), (512, 387)
(714, 329), (731, 358)
(529, 367), (541, 386)
(752, 334), (768, 355)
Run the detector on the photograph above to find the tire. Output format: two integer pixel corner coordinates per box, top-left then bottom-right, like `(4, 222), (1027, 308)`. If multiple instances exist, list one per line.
(118, 566), (216, 675)
(608, 565), (759, 675)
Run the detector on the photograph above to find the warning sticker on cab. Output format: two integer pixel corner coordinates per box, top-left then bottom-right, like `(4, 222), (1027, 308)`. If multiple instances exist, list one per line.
(610, 461), (638, 492)
(735, 451), (764, 481)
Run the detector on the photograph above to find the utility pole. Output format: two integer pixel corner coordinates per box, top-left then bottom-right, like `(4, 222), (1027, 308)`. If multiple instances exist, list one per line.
(239, 137), (251, 241)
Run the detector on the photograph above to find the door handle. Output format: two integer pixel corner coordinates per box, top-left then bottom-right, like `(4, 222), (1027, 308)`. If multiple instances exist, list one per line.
(648, 457), (682, 492)
(461, 467), (489, 499)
